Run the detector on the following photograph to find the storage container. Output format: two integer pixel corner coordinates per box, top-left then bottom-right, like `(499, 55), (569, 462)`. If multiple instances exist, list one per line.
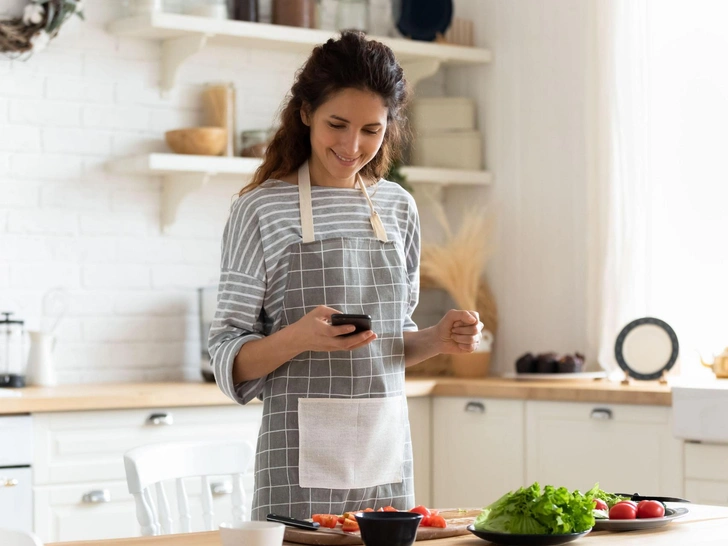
(411, 130), (483, 170)
(411, 97), (476, 133)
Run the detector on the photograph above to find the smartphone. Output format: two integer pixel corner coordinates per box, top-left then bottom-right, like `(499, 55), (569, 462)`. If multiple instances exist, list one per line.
(330, 313), (372, 336)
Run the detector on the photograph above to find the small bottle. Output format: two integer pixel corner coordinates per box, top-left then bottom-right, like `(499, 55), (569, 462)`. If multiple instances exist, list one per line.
(335, 0), (368, 32)
(272, 0), (316, 28)
(232, 0), (258, 22)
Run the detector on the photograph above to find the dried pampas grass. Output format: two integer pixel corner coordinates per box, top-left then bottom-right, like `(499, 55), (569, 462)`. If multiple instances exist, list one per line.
(420, 202), (494, 313)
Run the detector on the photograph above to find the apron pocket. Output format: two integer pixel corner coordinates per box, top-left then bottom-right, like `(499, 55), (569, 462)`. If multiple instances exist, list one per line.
(298, 396), (406, 490)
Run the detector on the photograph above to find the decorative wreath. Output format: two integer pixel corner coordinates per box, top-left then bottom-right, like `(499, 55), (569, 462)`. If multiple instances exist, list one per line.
(0, 0), (84, 56)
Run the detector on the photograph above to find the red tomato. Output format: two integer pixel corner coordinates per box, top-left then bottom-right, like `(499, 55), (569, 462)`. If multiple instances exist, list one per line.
(615, 500), (638, 509)
(594, 499), (608, 511)
(428, 515), (447, 528)
(312, 514), (338, 528)
(410, 505), (431, 517)
(609, 503), (637, 520)
(420, 515), (431, 527)
(636, 500), (665, 519)
(342, 518), (359, 533)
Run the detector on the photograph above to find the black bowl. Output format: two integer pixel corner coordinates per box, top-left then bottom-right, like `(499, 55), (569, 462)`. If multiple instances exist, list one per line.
(355, 511), (423, 546)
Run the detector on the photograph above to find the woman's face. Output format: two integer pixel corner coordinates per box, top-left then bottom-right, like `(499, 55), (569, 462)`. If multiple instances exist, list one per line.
(305, 87), (388, 186)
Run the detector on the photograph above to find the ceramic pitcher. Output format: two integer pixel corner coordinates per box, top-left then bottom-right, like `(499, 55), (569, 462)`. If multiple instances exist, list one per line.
(26, 330), (57, 387)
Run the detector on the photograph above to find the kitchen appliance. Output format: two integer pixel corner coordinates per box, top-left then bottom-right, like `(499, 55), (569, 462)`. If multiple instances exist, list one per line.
(0, 415), (34, 533)
(0, 312), (26, 388)
(198, 286), (219, 383)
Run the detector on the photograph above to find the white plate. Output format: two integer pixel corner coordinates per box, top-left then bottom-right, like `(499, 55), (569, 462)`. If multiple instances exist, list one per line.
(0, 390), (21, 397)
(502, 372), (607, 381)
(593, 507), (689, 532)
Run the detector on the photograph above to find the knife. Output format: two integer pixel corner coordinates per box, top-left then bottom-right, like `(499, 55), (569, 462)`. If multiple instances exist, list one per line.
(266, 513), (352, 535)
(614, 493), (692, 503)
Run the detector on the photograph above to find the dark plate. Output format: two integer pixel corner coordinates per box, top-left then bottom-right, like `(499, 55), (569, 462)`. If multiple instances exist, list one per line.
(394, 0), (453, 41)
(467, 525), (591, 546)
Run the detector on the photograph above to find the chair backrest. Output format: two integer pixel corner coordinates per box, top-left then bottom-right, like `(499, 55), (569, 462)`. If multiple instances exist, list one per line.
(123, 439), (255, 536)
(0, 528), (44, 546)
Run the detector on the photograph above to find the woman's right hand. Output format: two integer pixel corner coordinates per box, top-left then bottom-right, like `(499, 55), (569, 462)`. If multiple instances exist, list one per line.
(289, 305), (377, 353)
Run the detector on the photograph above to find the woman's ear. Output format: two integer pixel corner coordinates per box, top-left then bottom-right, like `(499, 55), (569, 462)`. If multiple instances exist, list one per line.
(300, 104), (311, 126)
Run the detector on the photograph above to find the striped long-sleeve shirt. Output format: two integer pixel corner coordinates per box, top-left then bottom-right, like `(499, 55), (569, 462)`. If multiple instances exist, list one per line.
(208, 178), (421, 405)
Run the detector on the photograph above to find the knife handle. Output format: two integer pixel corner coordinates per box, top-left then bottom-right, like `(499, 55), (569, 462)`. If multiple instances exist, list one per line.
(267, 513), (321, 530)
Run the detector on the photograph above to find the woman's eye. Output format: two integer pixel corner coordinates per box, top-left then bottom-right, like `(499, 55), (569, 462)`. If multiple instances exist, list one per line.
(364, 130), (380, 135)
(328, 123), (345, 129)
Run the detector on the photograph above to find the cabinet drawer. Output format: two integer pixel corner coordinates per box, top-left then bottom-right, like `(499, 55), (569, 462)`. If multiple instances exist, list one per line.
(34, 475), (255, 543)
(685, 479), (728, 507)
(685, 443), (728, 482)
(33, 405), (263, 485)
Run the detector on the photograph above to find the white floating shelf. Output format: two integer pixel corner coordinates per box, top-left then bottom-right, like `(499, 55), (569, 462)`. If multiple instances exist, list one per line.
(106, 153), (492, 186)
(106, 13), (492, 91)
(106, 153), (261, 177)
(400, 166), (492, 187)
(105, 154), (492, 232)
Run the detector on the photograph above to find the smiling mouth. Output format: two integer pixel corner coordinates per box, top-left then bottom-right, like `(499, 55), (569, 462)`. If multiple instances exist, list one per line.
(332, 150), (358, 164)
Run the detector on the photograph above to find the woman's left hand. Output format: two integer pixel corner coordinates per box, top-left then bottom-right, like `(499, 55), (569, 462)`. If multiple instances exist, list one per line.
(435, 309), (484, 354)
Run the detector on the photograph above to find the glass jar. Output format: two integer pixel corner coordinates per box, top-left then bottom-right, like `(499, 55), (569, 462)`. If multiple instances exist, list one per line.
(0, 312), (25, 387)
(335, 0), (369, 32)
(272, 0), (316, 28)
(240, 129), (272, 158)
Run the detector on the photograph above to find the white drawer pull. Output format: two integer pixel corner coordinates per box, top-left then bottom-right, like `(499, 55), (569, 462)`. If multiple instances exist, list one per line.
(590, 408), (613, 420)
(1, 477), (18, 487)
(82, 489), (111, 504)
(465, 401), (486, 413)
(211, 481), (233, 496)
(146, 412), (174, 426)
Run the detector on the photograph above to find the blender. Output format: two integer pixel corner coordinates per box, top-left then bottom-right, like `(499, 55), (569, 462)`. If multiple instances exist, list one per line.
(0, 312), (26, 388)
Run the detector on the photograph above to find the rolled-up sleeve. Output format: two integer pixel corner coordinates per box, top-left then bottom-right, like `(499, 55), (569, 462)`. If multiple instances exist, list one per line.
(208, 197), (268, 405)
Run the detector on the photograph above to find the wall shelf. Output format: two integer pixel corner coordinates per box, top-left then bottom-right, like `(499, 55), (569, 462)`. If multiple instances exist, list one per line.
(106, 13), (492, 92)
(105, 153), (492, 232)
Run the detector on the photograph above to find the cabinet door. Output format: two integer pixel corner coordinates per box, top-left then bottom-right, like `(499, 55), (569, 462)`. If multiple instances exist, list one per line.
(525, 401), (683, 495)
(408, 396), (431, 507)
(432, 397), (525, 508)
(684, 442), (728, 506)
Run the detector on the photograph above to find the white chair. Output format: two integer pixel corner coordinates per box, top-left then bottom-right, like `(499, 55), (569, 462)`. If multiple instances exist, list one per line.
(0, 529), (44, 546)
(123, 439), (255, 536)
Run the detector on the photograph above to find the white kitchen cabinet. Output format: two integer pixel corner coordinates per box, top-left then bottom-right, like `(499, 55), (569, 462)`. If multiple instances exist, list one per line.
(432, 397), (525, 508)
(525, 401), (683, 496)
(32, 404), (263, 543)
(407, 396), (432, 507)
(684, 442), (728, 506)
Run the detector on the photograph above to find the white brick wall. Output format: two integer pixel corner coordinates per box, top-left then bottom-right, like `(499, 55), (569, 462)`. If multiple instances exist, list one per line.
(0, 0), (299, 383)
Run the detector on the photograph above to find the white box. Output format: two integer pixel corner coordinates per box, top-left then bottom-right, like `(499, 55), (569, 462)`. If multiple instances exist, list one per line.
(411, 97), (476, 133)
(411, 130), (483, 170)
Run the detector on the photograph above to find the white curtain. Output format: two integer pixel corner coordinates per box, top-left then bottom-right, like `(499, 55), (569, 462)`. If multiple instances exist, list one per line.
(592, 0), (728, 377)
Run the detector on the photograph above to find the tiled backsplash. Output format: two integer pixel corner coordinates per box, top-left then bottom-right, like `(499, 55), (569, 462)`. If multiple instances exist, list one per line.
(0, 0), (447, 384)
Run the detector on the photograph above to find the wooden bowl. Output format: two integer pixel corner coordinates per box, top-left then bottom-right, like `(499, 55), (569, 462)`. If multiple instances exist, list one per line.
(164, 127), (227, 156)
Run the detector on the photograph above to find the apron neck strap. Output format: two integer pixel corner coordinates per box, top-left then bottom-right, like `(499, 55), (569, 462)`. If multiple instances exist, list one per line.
(297, 161), (389, 243)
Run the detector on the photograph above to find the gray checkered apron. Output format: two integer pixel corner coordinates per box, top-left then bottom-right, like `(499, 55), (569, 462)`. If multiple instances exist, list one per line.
(251, 161), (415, 520)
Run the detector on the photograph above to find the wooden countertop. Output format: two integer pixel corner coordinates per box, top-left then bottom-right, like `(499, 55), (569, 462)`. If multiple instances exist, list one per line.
(48, 504), (728, 546)
(0, 376), (671, 415)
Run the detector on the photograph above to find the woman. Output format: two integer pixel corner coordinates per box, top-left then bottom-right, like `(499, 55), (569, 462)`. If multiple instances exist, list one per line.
(209, 31), (483, 521)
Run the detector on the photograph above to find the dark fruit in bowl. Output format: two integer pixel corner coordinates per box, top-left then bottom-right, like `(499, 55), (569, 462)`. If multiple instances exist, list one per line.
(515, 353), (536, 374)
(557, 354), (583, 373)
(535, 352), (559, 373)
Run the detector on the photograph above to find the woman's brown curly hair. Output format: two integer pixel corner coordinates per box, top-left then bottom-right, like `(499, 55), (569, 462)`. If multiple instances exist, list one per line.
(240, 30), (411, 194)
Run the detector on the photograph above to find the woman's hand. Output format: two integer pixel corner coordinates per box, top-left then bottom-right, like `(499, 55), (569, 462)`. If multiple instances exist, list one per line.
(288, 305), (377, 353)
(435, 309), (484, 354)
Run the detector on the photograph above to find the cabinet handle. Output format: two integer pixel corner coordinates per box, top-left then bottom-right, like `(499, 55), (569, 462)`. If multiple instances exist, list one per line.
(1, 477), (18, 487)
(590, 408), (613, 420)
(82, 489), (111, 504)
(211, 481), (233, 496)
(146, 412), (174, 426)
(465, 401), (486, 413)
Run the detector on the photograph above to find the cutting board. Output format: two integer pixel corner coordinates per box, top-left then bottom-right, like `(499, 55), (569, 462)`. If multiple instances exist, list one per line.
(283, 509), (481, 545)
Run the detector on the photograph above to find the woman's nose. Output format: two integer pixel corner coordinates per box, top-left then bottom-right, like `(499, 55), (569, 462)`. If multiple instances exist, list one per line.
(340, 130), (359, 155)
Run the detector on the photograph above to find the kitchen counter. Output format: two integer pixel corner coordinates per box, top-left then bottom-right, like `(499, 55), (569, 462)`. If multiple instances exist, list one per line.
(47, 504), (728, 546)
(0, 376), (671, 415)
